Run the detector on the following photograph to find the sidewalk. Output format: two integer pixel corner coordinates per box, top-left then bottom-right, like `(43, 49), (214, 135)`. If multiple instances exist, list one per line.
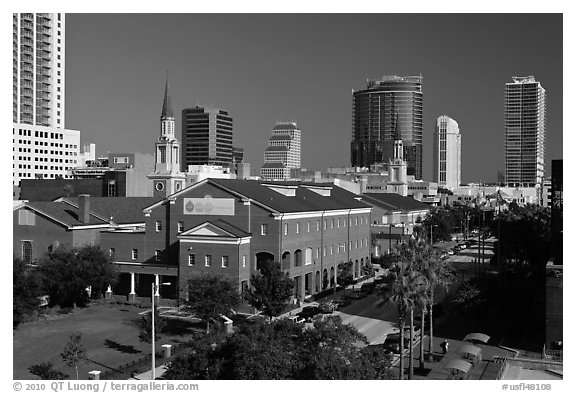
(130, 363), (169, 380)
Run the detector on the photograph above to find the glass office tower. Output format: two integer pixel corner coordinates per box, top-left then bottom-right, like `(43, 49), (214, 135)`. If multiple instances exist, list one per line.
(351, 75), (423, 179)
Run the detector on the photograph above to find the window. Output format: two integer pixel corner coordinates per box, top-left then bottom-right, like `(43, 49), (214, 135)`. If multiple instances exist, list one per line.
(296, 222), (300, 234)
(21, 241), (32, 264)
(330, 245), (334, 255)
(323, 246), (327, 257)
(323, 220), (327, 230)
(355, 240), (358, 249)
(343, 243), (346, 252)
(177, 222), (184, 233)
(331, 219), (334, 229)
(155, 221), (162, 232)
(316, 248), (320, 258)
(284, 223), (288, 235)
(131, 249), (138, 260)
(355, 217), (358, 226)
(188, 254), (195, 266)
(205, 255), (212, 267)
(155, 250), (161, 262)
(222, 256), (229, 268)
(109, 248), (115, 257)
(242, 255), (246, 268)
(337, 218), (340, 228)
(260, 224), (268, 236)
(316, 220), (320, 231)
(18, 210), (35, 225)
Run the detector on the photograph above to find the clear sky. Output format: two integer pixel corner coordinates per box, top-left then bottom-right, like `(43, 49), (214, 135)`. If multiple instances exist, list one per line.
(65, 13), (562, 183)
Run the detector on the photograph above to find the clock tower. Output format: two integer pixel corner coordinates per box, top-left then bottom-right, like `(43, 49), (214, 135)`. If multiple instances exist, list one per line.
(148, 76), (186, 198)
(387, 112), (408, 196)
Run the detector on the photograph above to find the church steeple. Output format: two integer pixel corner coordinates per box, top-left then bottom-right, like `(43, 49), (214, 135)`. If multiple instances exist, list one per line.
(161, 77), (173, 120)
(393, 111), (404, 161)
(159, 74), (176, 142)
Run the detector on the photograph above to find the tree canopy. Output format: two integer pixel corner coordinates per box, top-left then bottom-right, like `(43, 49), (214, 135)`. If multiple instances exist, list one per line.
(13, 256), (43, 328)
(164, 315), (391, 380)
(244, 260), (294, 320)
(183, 274), (240, 334)
(37, 245), (118, 308)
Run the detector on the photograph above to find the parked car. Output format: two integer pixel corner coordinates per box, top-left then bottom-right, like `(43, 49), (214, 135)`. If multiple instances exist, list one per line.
(296, 306), (322, 322)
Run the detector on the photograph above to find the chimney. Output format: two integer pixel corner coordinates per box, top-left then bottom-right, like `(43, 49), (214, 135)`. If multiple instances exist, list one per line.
(78, 194), (90, 224)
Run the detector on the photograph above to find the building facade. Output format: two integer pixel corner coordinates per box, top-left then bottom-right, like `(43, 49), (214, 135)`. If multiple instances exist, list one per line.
(433, 115), (461, 190)
(13, 13), (82, 185)
(505, 76), (546, 187)
(181, 106), (234, 168)
(351, 75), (423, 179)
(260, 121), (302, 180)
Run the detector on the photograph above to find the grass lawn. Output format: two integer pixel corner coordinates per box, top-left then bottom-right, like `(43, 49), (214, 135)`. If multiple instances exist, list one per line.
(13, 303), (200, 380)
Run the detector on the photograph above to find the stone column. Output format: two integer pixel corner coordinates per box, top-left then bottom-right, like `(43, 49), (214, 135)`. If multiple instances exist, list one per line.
(128, 272), (136, 303)
(299, 275), (305, 300)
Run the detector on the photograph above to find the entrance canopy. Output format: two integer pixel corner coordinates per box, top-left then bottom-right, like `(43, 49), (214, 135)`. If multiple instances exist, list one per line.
(444, 358), (472, 374)
(458, 343), (482, 357)
(463, 333), (490, 344)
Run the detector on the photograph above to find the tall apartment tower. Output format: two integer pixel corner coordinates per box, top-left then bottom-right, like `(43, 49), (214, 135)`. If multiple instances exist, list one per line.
(351, 75), (423, 179)
(148, 78), (186, 198)
(260, 121), (302, 180)
(13, 13), (81, 186)
(181, 106), (233, 169)
(433, 115), (461, 190)
(505, 76), (546, 187)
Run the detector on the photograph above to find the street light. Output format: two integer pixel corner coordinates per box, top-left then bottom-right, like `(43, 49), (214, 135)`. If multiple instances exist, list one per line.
(430, 224), (438, 244)
(151, 281), (171, 380)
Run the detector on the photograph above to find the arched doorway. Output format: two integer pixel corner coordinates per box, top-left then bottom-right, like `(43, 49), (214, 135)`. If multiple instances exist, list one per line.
(354, 260), (359, 279)
(330, 267), (335, 288)
(294, 249), (302, 267)
(256, 251), (275, 271)
(281, 251), (291, 271)
(359, 258), (364, 277)
(322, 269), (328, 290)
(315, 271), (320, 293)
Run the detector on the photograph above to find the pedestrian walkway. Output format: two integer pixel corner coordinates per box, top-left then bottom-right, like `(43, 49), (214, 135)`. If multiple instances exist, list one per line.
(130, 363), (169, 380)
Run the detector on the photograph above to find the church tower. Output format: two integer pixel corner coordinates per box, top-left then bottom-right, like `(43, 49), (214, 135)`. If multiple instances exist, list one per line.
(148, 76), (186, 198)
(387, 112), (408, 196)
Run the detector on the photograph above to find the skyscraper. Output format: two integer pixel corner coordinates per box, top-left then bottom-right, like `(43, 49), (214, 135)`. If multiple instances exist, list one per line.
(433, 115), (461, 190)
(260, 121), (302, 180)
(505, 76), (546, 187)
(181, 106), (233, 168)
(13, 13), (81, 186)
(351, 75), (423, 179)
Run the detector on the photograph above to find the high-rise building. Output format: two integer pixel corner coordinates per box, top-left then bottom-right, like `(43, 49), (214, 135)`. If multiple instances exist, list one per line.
(148, 78), (186, 198)
(505, 76), (546, 187)
(260, 121), (301, 180)
(13, 13), (82, 186)
(351, 75), (423, 179)
(433, 115), (461, 190)
(181, 106), (233, 168)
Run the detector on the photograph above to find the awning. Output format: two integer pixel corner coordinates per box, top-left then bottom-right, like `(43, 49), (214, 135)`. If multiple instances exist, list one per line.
(463, 333), (490, 344)
(444, 359), (472, 374)
(458, 344), (482, 357)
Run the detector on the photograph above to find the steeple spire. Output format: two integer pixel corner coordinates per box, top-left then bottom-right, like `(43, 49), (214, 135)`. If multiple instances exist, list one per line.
(161, 73), (173, 119)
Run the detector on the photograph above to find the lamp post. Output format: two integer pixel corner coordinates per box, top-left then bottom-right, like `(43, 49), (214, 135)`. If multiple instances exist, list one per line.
(430, 224), (438, 244)
(151, 281), (171, 380)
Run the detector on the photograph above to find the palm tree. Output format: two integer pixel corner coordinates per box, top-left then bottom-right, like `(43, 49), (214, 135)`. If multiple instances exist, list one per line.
(389, 238), (427, 380)
(421, 255), (454, 361)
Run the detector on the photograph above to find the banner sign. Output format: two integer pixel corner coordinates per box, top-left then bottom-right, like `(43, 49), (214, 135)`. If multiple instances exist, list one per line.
(183, 197), (235, 216)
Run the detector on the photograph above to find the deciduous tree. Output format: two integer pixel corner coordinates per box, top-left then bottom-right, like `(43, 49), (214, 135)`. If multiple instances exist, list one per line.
(60, 333), (86, 380)
(244, 260), (294, 320)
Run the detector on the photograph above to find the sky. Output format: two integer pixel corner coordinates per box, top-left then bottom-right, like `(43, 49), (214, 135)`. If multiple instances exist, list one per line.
(64, 13), (563, 183)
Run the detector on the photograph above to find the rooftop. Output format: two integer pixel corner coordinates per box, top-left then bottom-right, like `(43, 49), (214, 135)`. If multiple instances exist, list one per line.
(362, 192), (431, 212)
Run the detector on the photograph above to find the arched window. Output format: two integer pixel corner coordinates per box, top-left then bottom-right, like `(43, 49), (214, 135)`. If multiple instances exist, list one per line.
(281, 251), (291, 270)
(22, 241), (32, 264)
(294, 249), (302, 267)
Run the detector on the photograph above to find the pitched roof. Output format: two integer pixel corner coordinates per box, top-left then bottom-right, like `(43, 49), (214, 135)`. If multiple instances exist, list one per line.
(23, 201), (110, 227)
(362, 193), (430, 212)
(209, 179), (370, 213)
(161, 77), (173, 118)
(60, 196), (162, 224)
